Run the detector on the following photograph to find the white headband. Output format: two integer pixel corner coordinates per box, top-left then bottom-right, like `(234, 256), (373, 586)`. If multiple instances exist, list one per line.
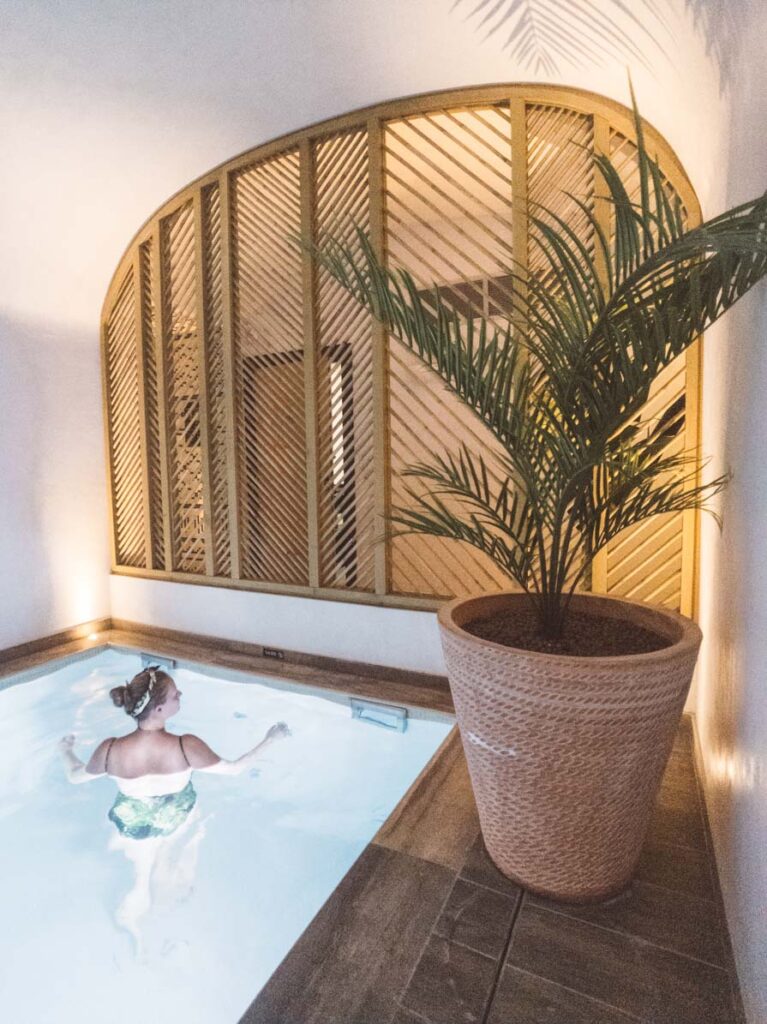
(131, 667), (158, 718)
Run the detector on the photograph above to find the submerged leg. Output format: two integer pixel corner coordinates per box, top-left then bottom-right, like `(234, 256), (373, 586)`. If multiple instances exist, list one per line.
(110, 834), (161, 957)
(154, 808), (208, 906)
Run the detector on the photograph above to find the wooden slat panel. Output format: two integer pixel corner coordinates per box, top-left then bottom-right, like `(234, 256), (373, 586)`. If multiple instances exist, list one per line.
(232, 149), (309, 584)
(369, 118), (391, 596)
(509, 98), (528, 340)
(131, 250), (153, 570)
(525, 104), (595, 591)
(681, 343), (702, 617)
(194, 192), (215, 578)
(603, 130), (690, 611)
(102, 86), (703, 616)
(149, 226), (174, 570)
(200, 182), (231, 576)
(589, 113), (611, 594)
(314, 128), (376, 591)
(137, 240), (165, 570)
(526, 104), (594, 289)
(160, 201), (206, 573)
(219, 171), (242, 579)
(609, 521), (684, 592)
(384, 104), (515, 598)
(105, 269), (146, 568)
(300, 140), (321, 589)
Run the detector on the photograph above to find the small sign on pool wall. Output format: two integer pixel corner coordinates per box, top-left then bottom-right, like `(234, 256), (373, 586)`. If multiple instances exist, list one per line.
(262, 647), (285, 660)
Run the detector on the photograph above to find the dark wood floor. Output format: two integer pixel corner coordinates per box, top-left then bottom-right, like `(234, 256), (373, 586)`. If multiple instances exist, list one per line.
(241, 720), (745, 1024)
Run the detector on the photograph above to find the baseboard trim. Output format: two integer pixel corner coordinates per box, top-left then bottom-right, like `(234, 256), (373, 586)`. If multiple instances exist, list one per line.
(0, 618), (112, 667)
(689, 712), (748, 1024)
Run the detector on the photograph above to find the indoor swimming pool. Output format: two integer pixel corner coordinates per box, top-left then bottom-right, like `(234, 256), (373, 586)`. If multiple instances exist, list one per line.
(0, 649), (452, 1023)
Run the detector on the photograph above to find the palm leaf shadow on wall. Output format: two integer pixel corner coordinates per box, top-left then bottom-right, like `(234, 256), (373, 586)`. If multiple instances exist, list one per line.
(451, 0), (745, 90)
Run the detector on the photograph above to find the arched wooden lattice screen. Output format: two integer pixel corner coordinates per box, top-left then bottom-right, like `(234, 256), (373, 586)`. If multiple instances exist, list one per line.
(102, 85), (702, 615)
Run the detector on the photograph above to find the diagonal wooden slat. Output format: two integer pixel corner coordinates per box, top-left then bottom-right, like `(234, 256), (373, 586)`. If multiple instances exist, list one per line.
(194, 191), (215, 578)
(138, 240), (165, 570)
(526, 104), (595, 298)
(525, 104), (595, 591)
(105, 269), (146, 568)
(232, 149), (309, 584)
(200, 182), (231, 576)
(160, 201), (206, 574)
(602, 129), (691, 612)
(314, 128), (376, 591)
(384, 105), (515, 598)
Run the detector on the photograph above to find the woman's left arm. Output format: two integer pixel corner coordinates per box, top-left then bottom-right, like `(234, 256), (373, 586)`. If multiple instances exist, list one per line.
(59, 735), (110, 784)
(188, 723), (291, 776)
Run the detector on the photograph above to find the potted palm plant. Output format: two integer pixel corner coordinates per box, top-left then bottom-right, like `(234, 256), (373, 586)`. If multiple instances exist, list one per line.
(313, 99), (767, 901)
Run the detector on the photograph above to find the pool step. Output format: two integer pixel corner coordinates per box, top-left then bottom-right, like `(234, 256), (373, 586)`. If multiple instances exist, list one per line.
(140, 652), (177, 671)
(350, 698), (408, 732)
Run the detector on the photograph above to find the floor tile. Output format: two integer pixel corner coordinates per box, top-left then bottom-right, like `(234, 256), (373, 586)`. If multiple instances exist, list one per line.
(486, 966), (639, 1024)
(459, 833), (523, 897)
(238, 724), (744, 1024)
(646, 778), (706, 850)
(660, 750), (699, 799)
(240, 845), (454, 1024)
(400, 935), (497, 1024)
(672, 715), (694, 754)
(636, 839), (716, 900)
(389, 1006), (431, 1024)
(433, 877), (519, 959)
(507, 903), (734, 1024)
(527, 879), (725, 966)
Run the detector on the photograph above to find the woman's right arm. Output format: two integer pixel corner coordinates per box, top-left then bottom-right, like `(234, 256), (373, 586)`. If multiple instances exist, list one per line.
(183, 723), (290, 776)
(59, 735), (110, 784)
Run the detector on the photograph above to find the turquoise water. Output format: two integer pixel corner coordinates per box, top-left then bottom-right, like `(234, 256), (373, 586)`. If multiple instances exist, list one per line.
(0, 650), (451, 1023)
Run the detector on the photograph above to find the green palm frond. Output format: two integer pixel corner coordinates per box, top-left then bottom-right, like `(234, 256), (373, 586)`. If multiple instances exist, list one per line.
(309, 93), (767, 639)
(390, 485), (540, 597)
(398, 445), (542, 581)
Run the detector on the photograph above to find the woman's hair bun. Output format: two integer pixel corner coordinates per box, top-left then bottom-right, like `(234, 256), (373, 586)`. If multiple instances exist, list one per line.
(109, 668), (171, 719)
(110, 685), (128, 709)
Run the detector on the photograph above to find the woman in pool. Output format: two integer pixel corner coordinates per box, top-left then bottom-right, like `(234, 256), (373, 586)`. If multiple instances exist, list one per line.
(59, 665), (290, 953)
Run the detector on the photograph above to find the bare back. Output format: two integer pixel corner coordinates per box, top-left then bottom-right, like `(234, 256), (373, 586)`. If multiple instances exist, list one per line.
(97, 732), (190, 779)
(87, 731), (219, 779)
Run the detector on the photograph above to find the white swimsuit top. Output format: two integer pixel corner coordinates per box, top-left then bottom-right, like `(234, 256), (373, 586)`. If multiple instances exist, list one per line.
(112, 769), (193, 798)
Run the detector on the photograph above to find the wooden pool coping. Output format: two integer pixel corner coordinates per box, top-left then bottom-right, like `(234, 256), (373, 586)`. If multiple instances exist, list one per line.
(0, 617), (453, 715)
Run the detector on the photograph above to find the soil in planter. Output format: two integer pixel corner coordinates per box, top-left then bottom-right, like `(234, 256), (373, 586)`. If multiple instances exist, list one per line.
(466, 605), (671, 657)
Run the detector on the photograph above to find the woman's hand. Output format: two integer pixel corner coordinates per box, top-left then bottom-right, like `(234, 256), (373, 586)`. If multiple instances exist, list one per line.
(60, 734), (98, 784)
(198, 721), (291, 776)
(265, 722), (291, 741)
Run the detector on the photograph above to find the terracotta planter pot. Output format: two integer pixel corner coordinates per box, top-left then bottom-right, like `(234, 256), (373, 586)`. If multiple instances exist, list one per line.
(438, 591), (701, 903)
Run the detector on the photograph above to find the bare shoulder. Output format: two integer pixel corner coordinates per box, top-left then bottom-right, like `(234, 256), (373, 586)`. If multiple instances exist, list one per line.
(180, 734), (220, 769)
(86, 737), (114, 775)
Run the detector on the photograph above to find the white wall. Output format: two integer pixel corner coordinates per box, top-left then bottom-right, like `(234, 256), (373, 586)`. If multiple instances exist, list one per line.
(0, 313), (109, 647)
(694, 6), (767, 1020)
(109, 575), (445, 674)
(2, 0), (725, 654)
(4, 4), (765, 1012)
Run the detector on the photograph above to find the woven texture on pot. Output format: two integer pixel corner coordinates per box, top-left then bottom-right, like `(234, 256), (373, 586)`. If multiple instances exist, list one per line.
(439, 593), (701, 903)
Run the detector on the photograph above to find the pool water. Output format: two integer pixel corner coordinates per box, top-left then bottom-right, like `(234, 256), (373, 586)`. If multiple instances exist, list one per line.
(0, 650), (451, 1024)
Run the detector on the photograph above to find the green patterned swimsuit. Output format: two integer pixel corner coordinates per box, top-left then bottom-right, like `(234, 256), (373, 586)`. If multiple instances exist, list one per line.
(106, 736), (197, 841)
